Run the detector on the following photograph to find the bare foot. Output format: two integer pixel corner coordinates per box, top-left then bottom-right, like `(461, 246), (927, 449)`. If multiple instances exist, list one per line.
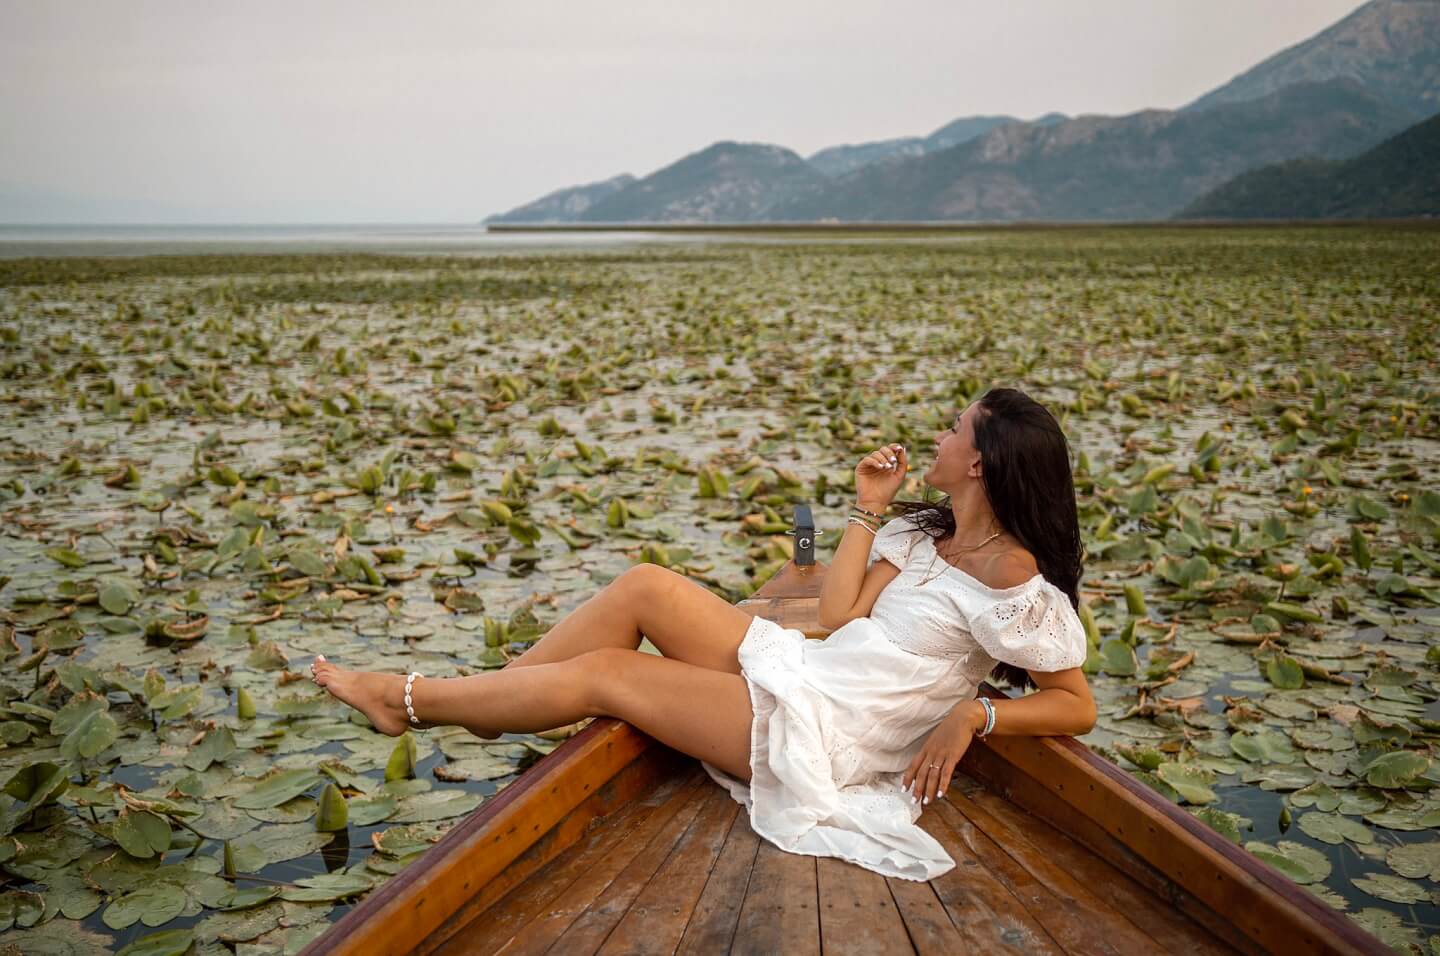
(310, 655), (413, 736)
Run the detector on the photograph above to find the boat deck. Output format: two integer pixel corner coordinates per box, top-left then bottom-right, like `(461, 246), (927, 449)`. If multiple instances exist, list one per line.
(419, 759), (1238, 956)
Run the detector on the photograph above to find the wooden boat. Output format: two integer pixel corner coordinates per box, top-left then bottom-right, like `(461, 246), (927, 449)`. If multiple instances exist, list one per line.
(303, 529), (1385, 955)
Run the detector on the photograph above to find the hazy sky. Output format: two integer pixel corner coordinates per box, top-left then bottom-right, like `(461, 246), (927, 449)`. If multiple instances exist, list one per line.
(1, 0), (1366, 223)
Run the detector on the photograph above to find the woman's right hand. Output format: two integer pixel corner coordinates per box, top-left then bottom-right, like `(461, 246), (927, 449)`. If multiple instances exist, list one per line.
(855, 443), (908, 510)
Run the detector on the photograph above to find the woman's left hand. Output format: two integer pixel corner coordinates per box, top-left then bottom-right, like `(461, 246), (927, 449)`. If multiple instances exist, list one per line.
(901, 708), (976, 806)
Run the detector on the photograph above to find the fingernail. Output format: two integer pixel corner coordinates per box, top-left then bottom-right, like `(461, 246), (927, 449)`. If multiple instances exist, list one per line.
(923, 796), (930, 805)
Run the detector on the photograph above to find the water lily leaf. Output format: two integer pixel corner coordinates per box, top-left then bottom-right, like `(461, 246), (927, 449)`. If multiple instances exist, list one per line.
(0, 889), (44, 930)
(372, 822), (443, 857)
(1296, 812), (1374, 846)
(434, 752), (517, 782)
(1190, 806), (1249, 844)
(246, 795), (316, 824)
(61, 708), (119, 760)
(1244, 840), (1331, 884)
(102, 882), (185, 929)
(347, 791), (398, 826)
(195, 900), (284, 944)
(1350, 908), (1424, 952)
(226, 821), (333, 871)
(1288, 782), (1341, 812)
(37, 868), (103, 920)
(50, 691), (108, 735)
(1386, 841), (1440, 882)
(1230, 730), (1297, 764)
(184, 725), (237, 771)
(192, 801), (261, 840)
(214, 886), (282, 910)
(45, 547), (88, 569)
(98, 582), (136, 615)
(245, 640), (290, 671)
(1350, 873), (1431, 905)
(289, 549), (330, 578)
(231, 769), (322, 809)
(113, 808), (172, 859)
(391, 788), (483, 823)
(1155, 762), (1217, 805)
(1364, 751), (1431, 789)
(1099, 638), (1137, 677)
(278, 871), (373, 902)
(1365, 806), (1440, 831)
(1264, 655), (1305, 689)
(115, 927), (195, 956)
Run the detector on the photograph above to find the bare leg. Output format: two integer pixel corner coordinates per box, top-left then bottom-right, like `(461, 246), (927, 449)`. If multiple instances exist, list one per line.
(466, 564), (752, 738)
(310, 646), (754, 782)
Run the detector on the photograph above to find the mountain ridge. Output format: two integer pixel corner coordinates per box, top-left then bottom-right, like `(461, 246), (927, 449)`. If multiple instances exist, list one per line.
(482, 0), (1437, 223)
(1175, 110), (1440, 218)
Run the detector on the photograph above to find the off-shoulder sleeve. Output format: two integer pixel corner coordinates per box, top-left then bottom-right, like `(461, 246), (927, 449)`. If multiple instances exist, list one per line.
(968, 580), (1088, 672)
(867, 516), (920, 571)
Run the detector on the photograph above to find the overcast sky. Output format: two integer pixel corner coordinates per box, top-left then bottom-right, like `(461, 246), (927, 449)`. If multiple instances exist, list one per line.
(0, 0), (1366, 223)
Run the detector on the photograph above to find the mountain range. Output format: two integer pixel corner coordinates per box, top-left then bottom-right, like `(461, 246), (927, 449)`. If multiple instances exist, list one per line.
(1177, 111), (1440, 219)
(487, 0), (1439, 223)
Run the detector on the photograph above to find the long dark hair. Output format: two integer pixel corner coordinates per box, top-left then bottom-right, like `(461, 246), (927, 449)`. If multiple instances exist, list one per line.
(889, 386), (1085, 690)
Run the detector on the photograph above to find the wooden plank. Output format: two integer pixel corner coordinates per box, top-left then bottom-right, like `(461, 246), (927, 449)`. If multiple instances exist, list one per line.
(675, 795), (764, 955)
(418, 745), (685, 954)
(305, 716), (657, 956)
(931, 795), (1133, 955)
(596, 786), (741, 955)
(956, 780), (1238, 956)
(885, 878), (975, 956)
(914, 805), (1062, 953)
(741, 560), (826, 601)
(434, 771), (711, 956)
(730, 839), (821, 955)
(815, 855), (911, 955)
(424, 764), (689, 955)
(947, 785), (1219, 955)
(504, 771), (713, 955)
(960, 711), (1386, 956)
(738, 560), (832, 638)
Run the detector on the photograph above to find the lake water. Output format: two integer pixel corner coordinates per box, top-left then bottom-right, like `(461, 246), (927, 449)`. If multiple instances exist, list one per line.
(0, 223), (995, 259)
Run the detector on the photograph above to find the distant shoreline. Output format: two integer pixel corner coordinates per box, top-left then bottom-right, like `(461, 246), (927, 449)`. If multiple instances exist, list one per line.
(486, 218), (1440, 233)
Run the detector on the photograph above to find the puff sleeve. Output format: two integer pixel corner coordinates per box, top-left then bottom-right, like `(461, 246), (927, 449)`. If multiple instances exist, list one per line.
(866, 516), (921, 571)
(968, 580), (1088, 672)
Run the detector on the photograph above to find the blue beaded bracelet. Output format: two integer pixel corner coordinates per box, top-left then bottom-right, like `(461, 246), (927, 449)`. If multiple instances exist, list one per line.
(977, 696), (996, 737)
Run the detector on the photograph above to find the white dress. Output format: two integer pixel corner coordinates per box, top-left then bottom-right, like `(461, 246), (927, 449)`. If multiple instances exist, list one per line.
(700, 514), (1089, 882)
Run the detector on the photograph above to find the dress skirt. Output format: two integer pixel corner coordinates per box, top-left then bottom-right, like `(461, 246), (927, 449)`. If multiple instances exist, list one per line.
(699, 613), (963, 882)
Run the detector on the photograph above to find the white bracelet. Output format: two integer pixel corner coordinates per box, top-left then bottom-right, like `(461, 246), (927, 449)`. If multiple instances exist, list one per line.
(404, 672), (423, 727)
(976, 696), (996, 737)
(846, 516), (879, 535)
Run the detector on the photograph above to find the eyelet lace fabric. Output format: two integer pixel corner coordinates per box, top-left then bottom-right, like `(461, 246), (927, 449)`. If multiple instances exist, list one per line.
(699, 515), (1089, 882)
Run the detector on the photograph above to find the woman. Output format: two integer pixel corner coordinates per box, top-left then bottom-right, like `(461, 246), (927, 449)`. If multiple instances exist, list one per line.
(310, 385), (1096, 881)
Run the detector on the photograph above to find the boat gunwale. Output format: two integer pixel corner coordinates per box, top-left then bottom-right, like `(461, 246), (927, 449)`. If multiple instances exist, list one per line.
(966, 687), (1386, 955)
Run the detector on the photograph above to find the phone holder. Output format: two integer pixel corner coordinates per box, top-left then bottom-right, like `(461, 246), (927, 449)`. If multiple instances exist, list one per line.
(785, 503), (820, 566)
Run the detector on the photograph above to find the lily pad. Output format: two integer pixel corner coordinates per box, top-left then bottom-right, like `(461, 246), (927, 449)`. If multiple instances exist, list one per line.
(1296, 812), (1374, 846)
(1244, 840), (1331, 884)
(231, 769), (323, 809)
(1350, 872), (1432, 905)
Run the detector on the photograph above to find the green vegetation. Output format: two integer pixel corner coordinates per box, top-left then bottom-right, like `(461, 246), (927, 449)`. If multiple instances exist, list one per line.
(1178, 112), (1440, 220)
(0, 225), (1437, 952)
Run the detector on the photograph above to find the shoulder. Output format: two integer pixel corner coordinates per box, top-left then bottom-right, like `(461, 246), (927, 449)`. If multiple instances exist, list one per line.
(979, 549), (1041, 590)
